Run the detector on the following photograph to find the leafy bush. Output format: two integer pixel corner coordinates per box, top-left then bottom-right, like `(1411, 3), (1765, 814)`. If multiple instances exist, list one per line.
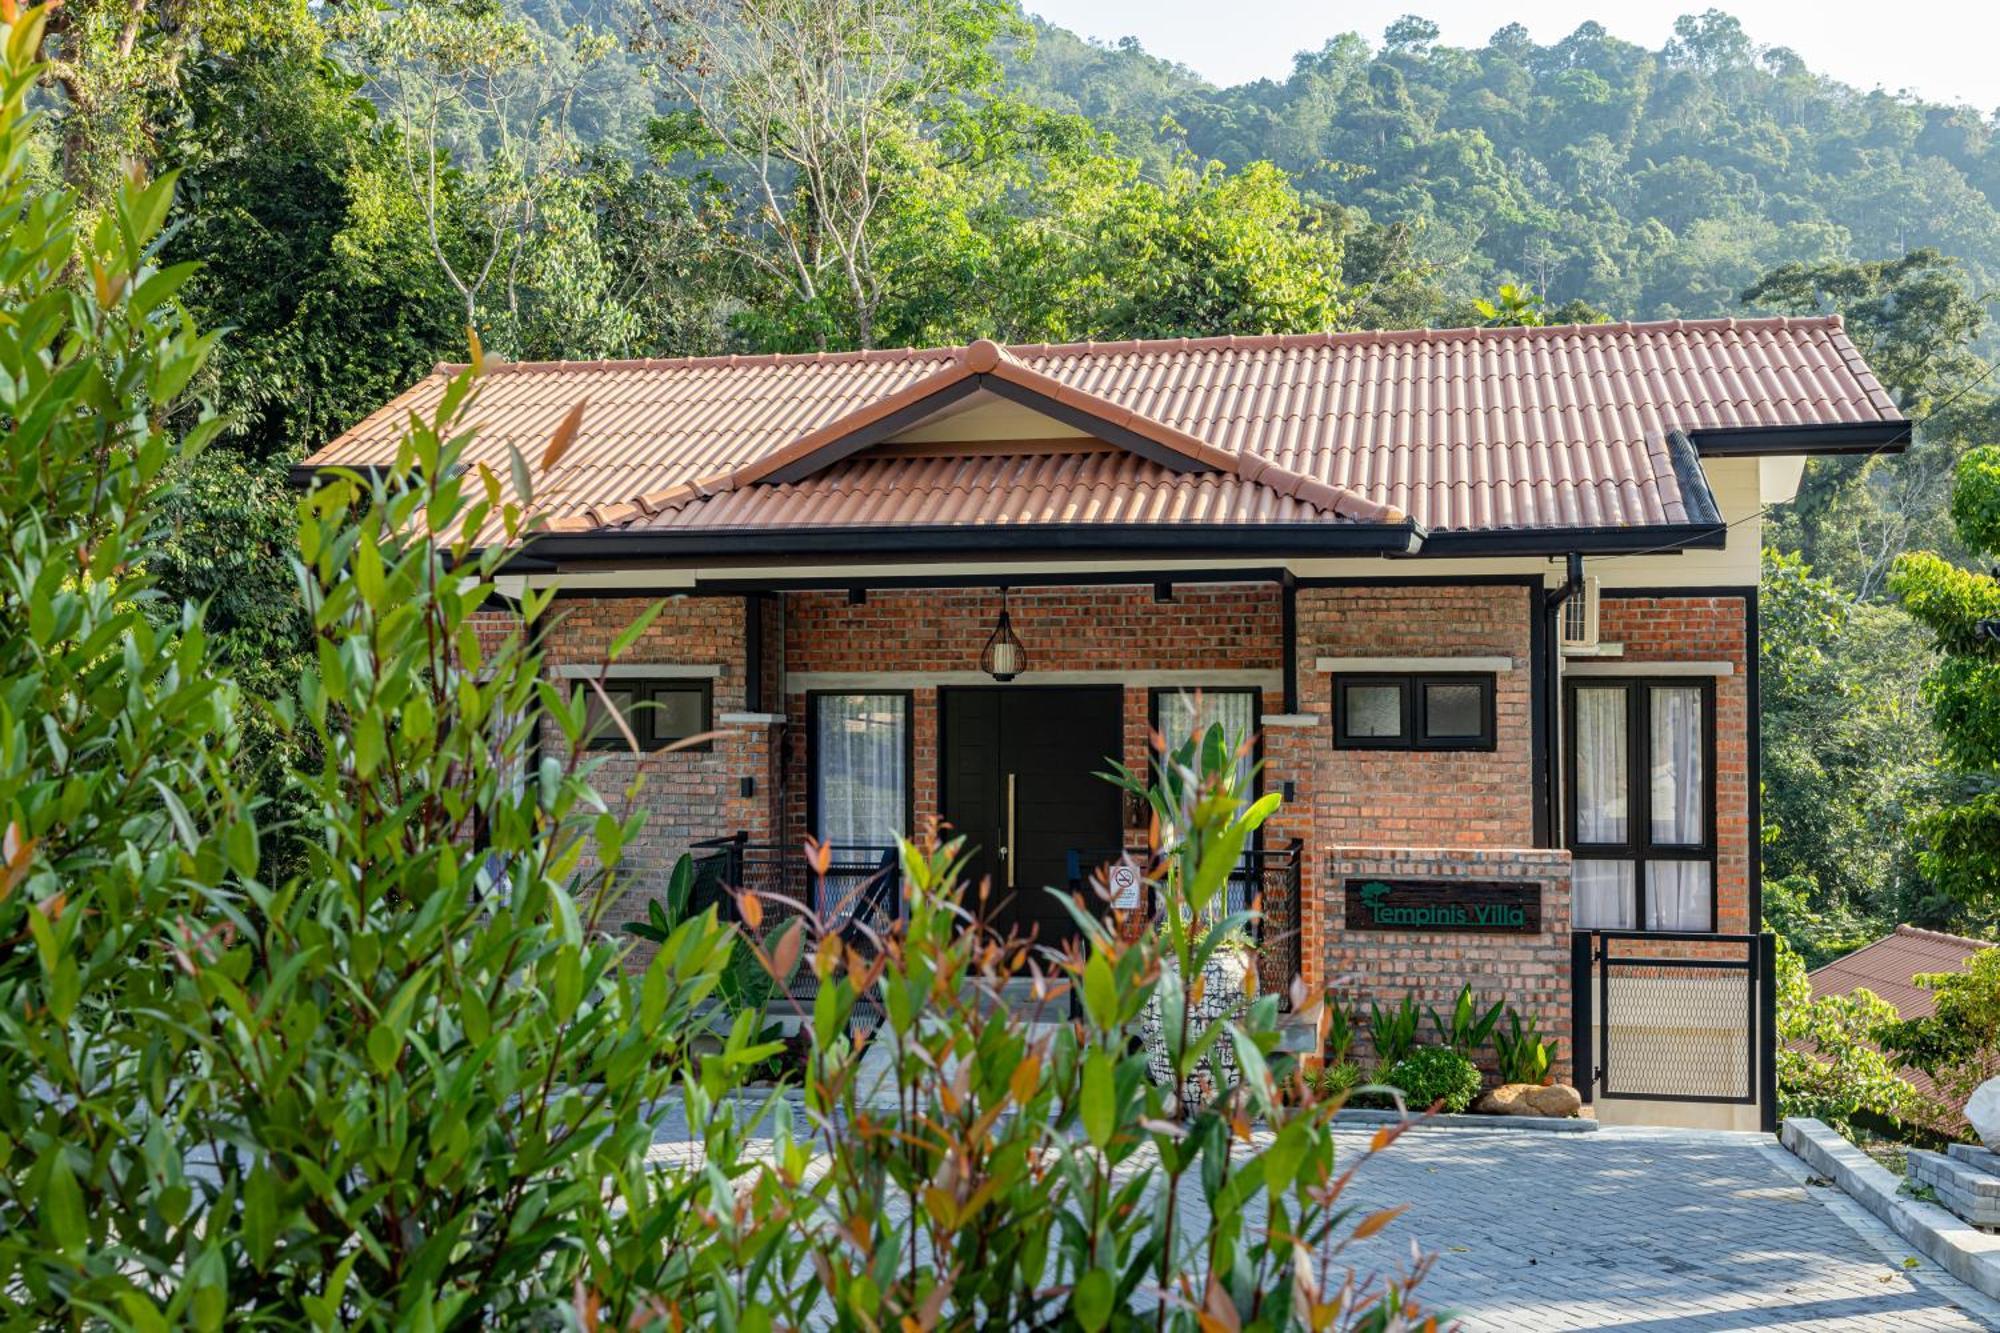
(1369, 993), (1421, 1067)
(1312, 1059), (1362, 1099)
(1877, 945), (2000, 1126)
(1773, 932), (1922, 1133)
(1429, 982), (1505, 1057)
(1494, 1011), (1558, 1086)
(1384, 1047), (1485, 1114)
(0, 14), (1443, 1322)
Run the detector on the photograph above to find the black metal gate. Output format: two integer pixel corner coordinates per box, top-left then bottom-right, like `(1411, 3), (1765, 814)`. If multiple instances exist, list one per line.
(1571, 930), (1777, 1132)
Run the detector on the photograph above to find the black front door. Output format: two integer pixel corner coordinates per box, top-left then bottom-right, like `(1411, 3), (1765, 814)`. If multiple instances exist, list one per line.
(939, 687), (1123, 947)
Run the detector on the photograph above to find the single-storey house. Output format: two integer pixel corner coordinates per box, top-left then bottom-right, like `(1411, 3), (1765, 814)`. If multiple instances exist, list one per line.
(302, 316), (1906, 1125)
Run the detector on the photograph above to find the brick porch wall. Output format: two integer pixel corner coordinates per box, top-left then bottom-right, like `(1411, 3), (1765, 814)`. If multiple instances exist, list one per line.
(1325, 846), (1575, 1085)
(779, 584), (1282, 853)
(1287, 583), (1537, 999)
(539, 594), (771, 936)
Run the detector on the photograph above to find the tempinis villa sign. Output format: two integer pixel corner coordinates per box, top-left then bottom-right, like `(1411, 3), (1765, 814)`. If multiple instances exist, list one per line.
(1343, 878), (1543, 934)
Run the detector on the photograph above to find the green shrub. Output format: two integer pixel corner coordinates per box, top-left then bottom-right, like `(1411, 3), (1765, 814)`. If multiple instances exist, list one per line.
(1384, 1046), (1485, 1114)
(1773, 932), (1921, 1133)
(1369, 993), (1421, 1067)
(1494, 1011), (1557, 1086)
(1312, 1059), (1362, 1099)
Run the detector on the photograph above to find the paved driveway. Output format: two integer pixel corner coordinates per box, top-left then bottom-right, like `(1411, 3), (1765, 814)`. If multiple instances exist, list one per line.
(1334, 1124), (2000, 1331)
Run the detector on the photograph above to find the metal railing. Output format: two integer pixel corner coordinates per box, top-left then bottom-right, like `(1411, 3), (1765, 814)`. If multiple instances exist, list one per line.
(688, 833), (899, 1006)
(1066, 838), (1305, 1008)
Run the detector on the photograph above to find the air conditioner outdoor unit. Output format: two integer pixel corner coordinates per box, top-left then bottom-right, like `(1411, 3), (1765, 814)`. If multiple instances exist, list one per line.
(1560, 576), (1601, 649)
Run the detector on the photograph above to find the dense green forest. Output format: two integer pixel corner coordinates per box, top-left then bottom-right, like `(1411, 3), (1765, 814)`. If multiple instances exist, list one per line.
(38, 0), (2000, 954)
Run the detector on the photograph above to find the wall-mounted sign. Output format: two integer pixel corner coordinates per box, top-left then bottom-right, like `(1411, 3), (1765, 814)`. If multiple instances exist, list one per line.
(1107, 863), (1144, 910)
(1343, 878), (1542, 934)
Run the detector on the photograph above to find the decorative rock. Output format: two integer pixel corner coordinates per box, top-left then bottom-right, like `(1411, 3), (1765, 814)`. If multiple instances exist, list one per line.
(1475, 1082), (1582, 1118)
(1969, 1076), (2000, 1151)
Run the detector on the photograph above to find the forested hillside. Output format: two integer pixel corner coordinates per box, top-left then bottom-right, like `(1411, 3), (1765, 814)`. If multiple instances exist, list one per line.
(30, 0), (2000, 952)
(1010, 12), (2000, 331)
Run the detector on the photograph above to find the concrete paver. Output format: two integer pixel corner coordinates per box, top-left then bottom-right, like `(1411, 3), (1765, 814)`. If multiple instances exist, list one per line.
(649, 1099), (2000, 1329)
(1328, 1123), (2000, 1331)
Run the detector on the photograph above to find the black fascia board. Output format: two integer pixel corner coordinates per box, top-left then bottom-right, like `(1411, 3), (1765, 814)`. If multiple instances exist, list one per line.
(1415, 522), (1728, 556)
(511, 520), (1424, 566)
(288, 462), (402, 488)
(1686, 420), (1911, 456)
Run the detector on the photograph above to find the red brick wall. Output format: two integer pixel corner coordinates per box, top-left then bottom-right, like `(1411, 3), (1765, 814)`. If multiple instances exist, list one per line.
(1595, 594), (1753, 935)
(779, 584), (1281, 849)
(540, 594), (766, 934)
(1324, 846), (1575, 1085)
(1294, 584), (1536, 849)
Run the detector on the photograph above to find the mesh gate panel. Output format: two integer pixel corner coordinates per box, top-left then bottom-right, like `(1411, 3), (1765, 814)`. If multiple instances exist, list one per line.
(1597, 938), (1754, 1102)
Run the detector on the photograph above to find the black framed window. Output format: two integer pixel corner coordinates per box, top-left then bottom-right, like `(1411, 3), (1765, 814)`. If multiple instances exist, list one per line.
(1332, 673), (1496, 751)
(808, 692), (913, 845)
(1564, 678), (1716, 932)
(583, 677), (712, 751)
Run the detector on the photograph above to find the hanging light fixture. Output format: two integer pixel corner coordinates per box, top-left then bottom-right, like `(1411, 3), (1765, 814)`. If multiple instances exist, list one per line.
(981, 586), (1027, 682)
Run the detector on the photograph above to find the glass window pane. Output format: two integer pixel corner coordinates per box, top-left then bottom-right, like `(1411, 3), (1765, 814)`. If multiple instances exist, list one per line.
(584, 688), (636, 747)
(814, 694), (908, 846)
(1159, 689), (1256, 780)
(1646, 861), (1710, 931)
(1574, 860), (1635, 930)
(1423, 682), (1484, 738)
(1649, 686), (1705, 846)
(1573, 686), (1628, 843)
(1343, 682), (1405, 738)
(651, 687), (706, 741)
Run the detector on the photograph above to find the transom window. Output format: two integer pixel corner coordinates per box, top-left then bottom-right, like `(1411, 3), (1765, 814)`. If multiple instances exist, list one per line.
(583, 678), (712, 752)
(1332, 673), (1496, 751)
(1565, 678), (1716, 932)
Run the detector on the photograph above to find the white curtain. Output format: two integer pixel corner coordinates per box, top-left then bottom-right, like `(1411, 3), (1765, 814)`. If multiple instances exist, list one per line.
(1158, 689), (1257, 786)
(1573, 687), (1628, 843)
(814, 694), (907, 847)
(1646, 861), (1711, 931)
(1649, 687), (1704, 846)
(1159, 690), (1258, 898)
(1574, 860), (1635, 930)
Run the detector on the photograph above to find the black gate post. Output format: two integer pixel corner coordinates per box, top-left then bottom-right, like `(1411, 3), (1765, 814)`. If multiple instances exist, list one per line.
(1571, 932), (1594, 1105)
(1757, 931), (1779, 1133)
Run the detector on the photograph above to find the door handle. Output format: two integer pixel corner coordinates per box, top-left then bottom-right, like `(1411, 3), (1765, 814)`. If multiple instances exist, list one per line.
(1000, 772), (1016, 888)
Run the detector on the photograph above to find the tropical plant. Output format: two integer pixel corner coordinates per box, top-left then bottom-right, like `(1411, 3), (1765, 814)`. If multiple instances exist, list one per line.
(1312, 1059), (1362, 1099)
(624, 850), (799, 1016)
(1494, 1011), (1558, 1086)
(1324, 998), (1356, 1065)
(1773, 933), (1922, 1134)
(1383, 1046), (1485, 1115)
(1429, 982), (1507, 1058)
(1369, 993), (1422, 1068)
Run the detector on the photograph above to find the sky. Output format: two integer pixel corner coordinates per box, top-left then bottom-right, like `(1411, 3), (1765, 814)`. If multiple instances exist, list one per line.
(1021, 1), (2000, 112)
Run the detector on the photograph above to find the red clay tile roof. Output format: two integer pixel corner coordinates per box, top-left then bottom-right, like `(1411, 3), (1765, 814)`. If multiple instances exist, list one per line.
(303, 317), (1901, 546)
(1809, 925), (1990, 1021)
(1807, 925), (1994, 1120)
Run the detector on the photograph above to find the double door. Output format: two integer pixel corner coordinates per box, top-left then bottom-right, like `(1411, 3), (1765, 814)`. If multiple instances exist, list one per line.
(939, 687), (1123, 948)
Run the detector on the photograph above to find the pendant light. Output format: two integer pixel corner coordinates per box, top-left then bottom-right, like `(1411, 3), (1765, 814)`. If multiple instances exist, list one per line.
(981, 586), (1027, 682)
